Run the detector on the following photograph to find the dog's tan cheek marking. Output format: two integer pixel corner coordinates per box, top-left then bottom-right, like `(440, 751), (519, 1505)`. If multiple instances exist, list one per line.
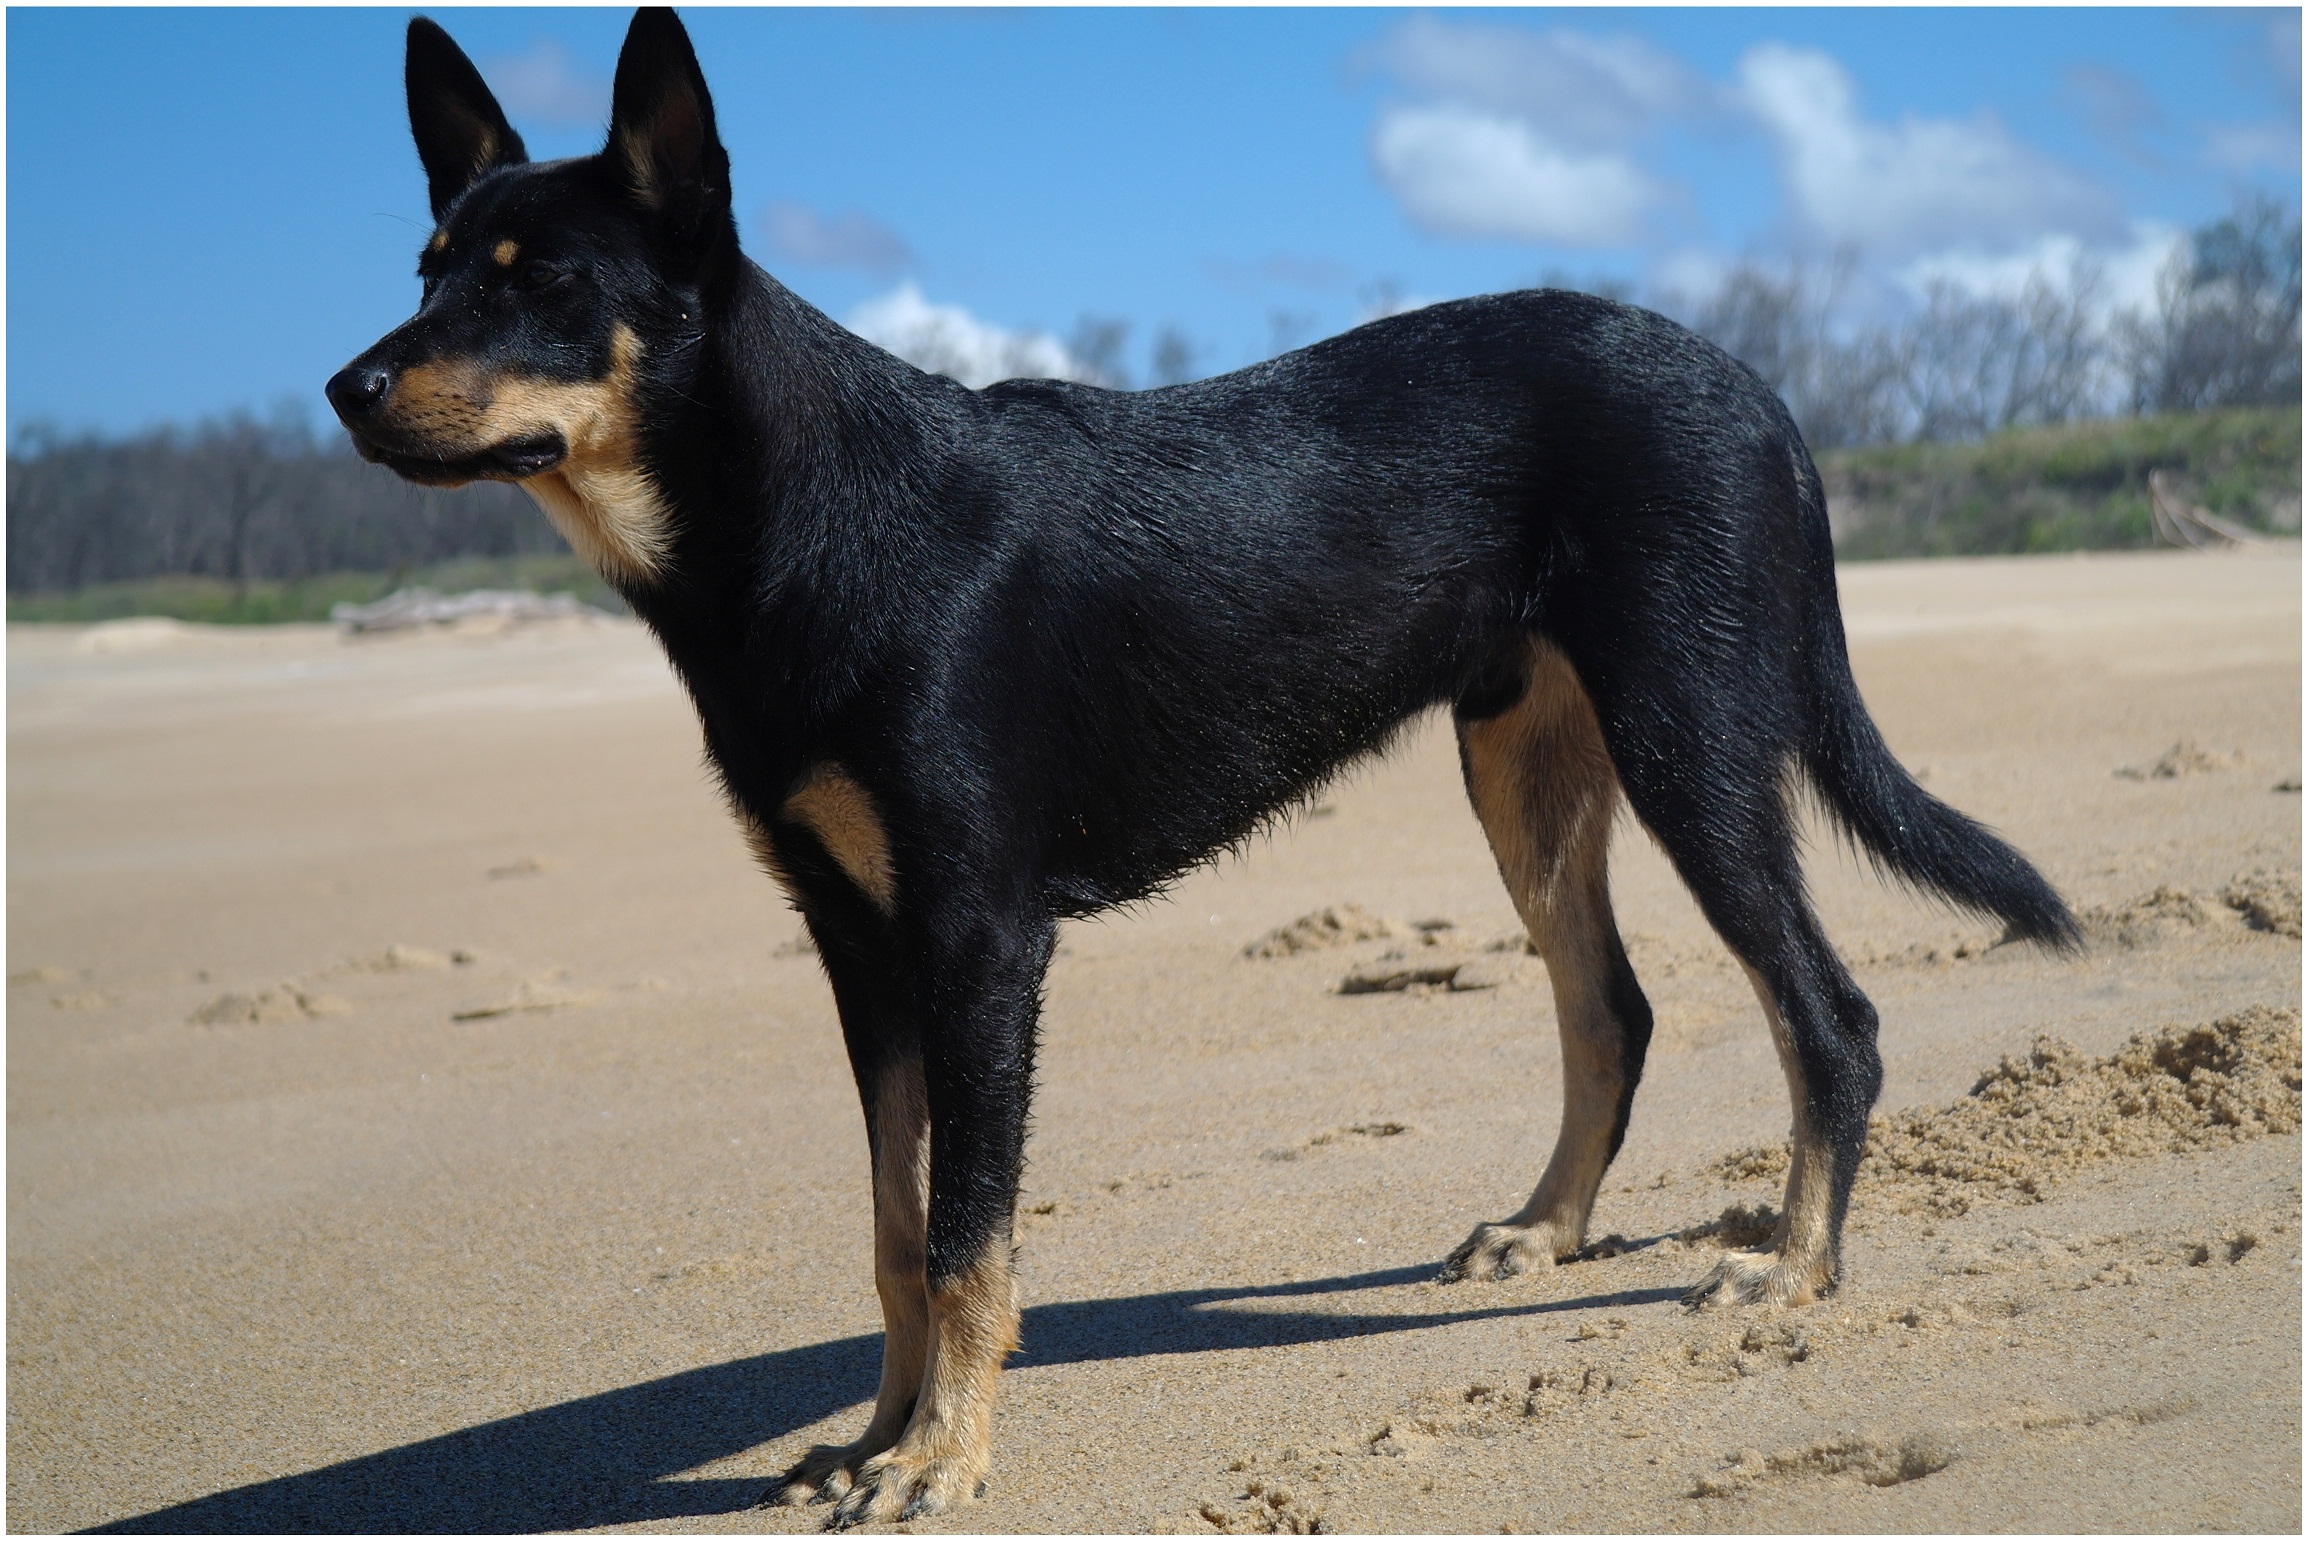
(502, 325), (674, 585)
(784, 765), (898, 913)
(493, 239), (519, 267)
(381, 330), (671, 584)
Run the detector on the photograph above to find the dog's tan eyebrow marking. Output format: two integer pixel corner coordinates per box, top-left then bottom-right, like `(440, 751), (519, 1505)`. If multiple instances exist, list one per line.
(427, 229), (448, 254)
(493, 239), (520, 267)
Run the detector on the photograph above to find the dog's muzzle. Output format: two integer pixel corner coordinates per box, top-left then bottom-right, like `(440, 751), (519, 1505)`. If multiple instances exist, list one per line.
(326, 361), (567, 483)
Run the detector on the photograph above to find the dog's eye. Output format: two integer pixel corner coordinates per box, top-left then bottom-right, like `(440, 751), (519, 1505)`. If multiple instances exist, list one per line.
(520, 261), (571, 291)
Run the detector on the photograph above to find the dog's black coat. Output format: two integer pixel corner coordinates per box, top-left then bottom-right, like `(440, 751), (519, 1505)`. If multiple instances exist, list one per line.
(334, 9), (2077, 1513)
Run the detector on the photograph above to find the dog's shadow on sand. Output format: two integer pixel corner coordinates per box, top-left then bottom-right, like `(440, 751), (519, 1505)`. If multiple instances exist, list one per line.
(93, 1264), (1682, 1533)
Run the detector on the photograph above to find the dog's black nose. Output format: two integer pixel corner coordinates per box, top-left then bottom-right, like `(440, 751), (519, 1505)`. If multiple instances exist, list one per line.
(326, 364), (392, 420)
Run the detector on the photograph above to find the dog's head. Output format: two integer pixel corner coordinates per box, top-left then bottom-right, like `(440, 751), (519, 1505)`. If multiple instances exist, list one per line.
(327, 8), (730, 582)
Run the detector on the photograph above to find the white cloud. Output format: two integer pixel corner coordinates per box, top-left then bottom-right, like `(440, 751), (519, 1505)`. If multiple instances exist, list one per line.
(1364, 17), (1694, 248)
(845, 285), (1091, 388)
(1371, 103), (1660, 247)
(483, 40), (611, 129)
(1738, 43), (2122, 259)
(1897, 221), (2183, 320)
(1899, 235), (2091, 303)
(1373, 16), (1702, 152)
(1646, 247), (1739, 306)
(2098, 223), (2187, 316)
(759, 202), (914, 277)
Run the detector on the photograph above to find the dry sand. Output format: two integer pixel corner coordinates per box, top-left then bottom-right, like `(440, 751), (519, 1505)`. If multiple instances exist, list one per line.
(7, 547), (2300, 1534)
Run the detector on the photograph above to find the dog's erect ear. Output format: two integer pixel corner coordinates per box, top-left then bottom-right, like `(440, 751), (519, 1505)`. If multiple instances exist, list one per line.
(607, 8), (731, 257)
(406, 17), (528, 220)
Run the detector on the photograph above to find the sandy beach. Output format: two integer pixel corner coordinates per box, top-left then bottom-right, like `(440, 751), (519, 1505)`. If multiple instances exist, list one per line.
(8, 546), (2300, 1534)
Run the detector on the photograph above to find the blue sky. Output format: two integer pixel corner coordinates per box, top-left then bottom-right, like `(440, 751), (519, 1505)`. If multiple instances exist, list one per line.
(7, 6), (2300, 436)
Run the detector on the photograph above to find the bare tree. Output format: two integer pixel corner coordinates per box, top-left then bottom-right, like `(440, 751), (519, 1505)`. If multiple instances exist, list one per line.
(1901, 269), (2110, 442)
(7, 416), (559, 596)
(2126, 196), (2302, 413)
(1686, 256), (1906, 449)
(1682, 248), (2140, 447)
(1266, 308), (1318, 358)
(1064, 316), (1133, 389)
(1149, 326), (1199, 387)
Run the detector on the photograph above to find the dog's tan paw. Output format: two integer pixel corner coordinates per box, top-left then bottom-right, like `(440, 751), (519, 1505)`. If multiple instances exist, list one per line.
(1681, 1247), (1833, 1309)
(768, 1440), (880, 1508)
(827, 1443), (987, 1529)
(1439, 1220), (1572, 1282)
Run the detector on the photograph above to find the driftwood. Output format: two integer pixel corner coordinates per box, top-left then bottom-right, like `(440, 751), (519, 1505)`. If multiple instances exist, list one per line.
(2148, 470), (2269, 549)
(329, 586), (608, 634)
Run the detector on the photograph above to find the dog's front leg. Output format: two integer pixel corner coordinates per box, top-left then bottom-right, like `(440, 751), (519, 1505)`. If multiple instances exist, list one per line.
(773, 1051), (931, 1507)
(827, 911), (1046, 1527)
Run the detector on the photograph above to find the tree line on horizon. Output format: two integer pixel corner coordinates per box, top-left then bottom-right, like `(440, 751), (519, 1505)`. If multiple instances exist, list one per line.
(8, 199), (2298, 597)
(1678, 196), (2301, 452)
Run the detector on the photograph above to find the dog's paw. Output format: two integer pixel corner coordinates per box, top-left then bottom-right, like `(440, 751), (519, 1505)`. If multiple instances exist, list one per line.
(1681, 1247), (1833, 1309)
(767, 1440), (881, 1508)
(1438, 1220), (1570, 1282)
(827, 1443), (987, 1529)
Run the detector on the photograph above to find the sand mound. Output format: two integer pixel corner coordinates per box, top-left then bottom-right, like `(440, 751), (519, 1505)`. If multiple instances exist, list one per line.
(190, 984), (349, 1025)
(2080, 885), (2215, 947)
(2222, 869), (2303, 938)
(1691, 1430), (1958, 1497)
(1678, 1201), (1782, 1249)
(1242, 904), (1406, 959)
(1864, 1005), (2301, 1214)
(1708, 1007), (2301, 1215)
(72, 617), (191, 655)
(2078, 871), (2304, 946)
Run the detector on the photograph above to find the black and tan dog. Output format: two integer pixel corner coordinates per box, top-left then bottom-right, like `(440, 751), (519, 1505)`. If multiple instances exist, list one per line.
(330, 9), (2079, 1524)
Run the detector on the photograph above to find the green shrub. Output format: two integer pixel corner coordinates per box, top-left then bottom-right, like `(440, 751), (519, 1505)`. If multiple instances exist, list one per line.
(1827, 406), (2300, 559)
(6, 553), (622, 625)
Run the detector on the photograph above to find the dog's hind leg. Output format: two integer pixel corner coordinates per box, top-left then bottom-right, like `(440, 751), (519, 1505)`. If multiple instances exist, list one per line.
(1441, 640), (1655, 1282)
(1675, 927), (1878, 1307)
(1692, 960), (1863, 1307)
(1564, 635), (1883, 1307)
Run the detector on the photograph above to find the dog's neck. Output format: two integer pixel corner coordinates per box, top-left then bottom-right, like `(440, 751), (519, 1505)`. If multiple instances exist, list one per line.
(617, 258), (967, 746)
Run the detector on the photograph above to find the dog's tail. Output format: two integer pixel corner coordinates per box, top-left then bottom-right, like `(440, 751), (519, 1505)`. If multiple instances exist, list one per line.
(1790, 456), (2083, 953)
